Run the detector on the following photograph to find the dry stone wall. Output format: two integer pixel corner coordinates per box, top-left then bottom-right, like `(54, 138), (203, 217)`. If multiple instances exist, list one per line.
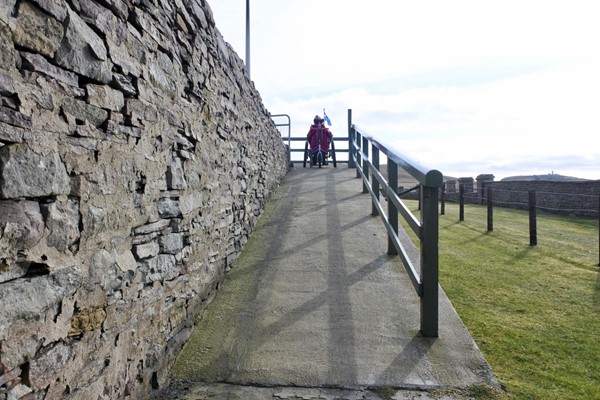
(0, 0), (287, 399)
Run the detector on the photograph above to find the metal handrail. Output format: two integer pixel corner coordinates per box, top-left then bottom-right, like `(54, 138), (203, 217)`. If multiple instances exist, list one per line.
(348, 108), (442, 337)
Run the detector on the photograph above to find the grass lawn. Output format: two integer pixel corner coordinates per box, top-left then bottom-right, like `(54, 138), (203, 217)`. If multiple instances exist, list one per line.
(403, 200), (600, 399)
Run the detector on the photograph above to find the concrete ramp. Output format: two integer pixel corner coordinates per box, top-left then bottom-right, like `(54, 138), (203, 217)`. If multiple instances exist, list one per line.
(153, 167), (500, 399)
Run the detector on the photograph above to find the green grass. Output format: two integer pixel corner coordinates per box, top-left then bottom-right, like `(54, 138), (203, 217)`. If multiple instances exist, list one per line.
(402, 200), (600, 399)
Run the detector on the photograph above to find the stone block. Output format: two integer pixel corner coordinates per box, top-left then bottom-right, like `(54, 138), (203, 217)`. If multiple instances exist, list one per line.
(134, 241), (160, 260)
(0, 105), (32, 129)
(13, 1), (64, 57)
(0, 121), (25, 143)
(112, 73), (137, 97)
(55, 7), (113, 83)
(89, 249), (120, 292)
(29, 341), (73, 390)
(157, 198), (181, 218)
(142, 254), (177, 283)
(0, 21), (15, 69)
(78, 0), (125, 44)
(61, 97), (108, 127)
(166, 157), (187, 190)
(0, 199), (44, 253)
(0, 144), (71, 199)
(32, 0), (68, 21)
(20, 52), (79, 87)
(134, 219), (170, 236)
(40, 197), (80, 253)
(86, 84), (125, 111)
(0, 266), (82, 340)
(159, 233), (183, 255)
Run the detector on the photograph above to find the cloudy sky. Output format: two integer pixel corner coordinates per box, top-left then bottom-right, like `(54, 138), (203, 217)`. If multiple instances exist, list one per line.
(208, 0), (600, 180)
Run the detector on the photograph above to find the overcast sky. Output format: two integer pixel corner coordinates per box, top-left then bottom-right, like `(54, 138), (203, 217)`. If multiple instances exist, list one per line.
(208, 1), (600, 180)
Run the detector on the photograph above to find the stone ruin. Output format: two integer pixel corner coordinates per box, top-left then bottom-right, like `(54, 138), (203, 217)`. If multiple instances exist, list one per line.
(0, 0), (287, 398)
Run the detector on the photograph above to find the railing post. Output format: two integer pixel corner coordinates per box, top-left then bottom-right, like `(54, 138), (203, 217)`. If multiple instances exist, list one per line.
(421, 184), (439, 337)
(529, 189), (537, 246)
(355, 130), (362, 179)
(348, 109), (356, 168)
(459, 184), (465, 221)
(372, 145), (380, 216)
(387, 162), (398, 255)
(440, 183), (446, 216)
(487, 186), (493, 232)
(362, 135), (369, 194)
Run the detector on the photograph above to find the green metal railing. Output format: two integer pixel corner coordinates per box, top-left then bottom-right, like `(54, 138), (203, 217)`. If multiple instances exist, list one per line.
(348, 109), (443, 337)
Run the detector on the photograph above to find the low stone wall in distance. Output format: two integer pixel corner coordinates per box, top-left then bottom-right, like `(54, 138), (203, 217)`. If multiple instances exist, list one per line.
(443, 177), (600, 217)
(0, 1), (287, 399)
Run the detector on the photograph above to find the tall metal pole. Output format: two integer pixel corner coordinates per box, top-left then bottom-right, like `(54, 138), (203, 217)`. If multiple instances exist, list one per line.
(245, 0), (250, 77)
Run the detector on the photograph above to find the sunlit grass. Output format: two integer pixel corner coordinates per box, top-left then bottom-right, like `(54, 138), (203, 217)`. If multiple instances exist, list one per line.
(401, 200), (600, 399)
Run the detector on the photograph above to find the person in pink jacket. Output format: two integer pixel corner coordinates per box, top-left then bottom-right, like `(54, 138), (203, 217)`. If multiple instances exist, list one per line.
(307, 115), (333, 165)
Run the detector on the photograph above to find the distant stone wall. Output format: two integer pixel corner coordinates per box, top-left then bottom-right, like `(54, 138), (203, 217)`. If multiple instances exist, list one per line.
(0, 1), (287, 399)
(443, 179), (600, 217)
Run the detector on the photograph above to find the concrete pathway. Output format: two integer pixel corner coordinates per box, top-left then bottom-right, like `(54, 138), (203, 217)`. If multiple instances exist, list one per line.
(152, 167), (501, 399)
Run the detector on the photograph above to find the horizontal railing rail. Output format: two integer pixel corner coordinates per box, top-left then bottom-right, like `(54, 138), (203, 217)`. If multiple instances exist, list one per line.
(348, 109), (443, 337)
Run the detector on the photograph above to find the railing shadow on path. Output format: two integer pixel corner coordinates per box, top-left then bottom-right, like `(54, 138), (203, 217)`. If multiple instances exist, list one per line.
(160, 150), (498, 398)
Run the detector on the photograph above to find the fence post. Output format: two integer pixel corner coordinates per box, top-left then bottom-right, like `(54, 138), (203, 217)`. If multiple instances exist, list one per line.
(372, 145), (380, 216)
(459, 184), (465, 221)
(355, 130), (362, 178)
(597, 194), (599, 266)
(421, 184), (439, 337)
(387, 162), (398, 256)
(347, 109), (356, 168)
(362, 135), (369, 194)
(487, 186), (493, 232)
(529, 189), (537, 246)
(440, 183), (446, 215)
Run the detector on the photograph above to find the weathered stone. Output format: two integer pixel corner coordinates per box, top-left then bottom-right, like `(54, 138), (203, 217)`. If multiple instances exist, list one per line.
(142, 254), (177, 282)
(134, 219), (170, 236)
(102, 0), (128, 20)
(86, 84), (125, 111)
(89, 248), (120, 292)
(13, 1), (64, 57)
(0, 0), (16, 24)
(0, 121), (25, 143)
(159, 233), (183, 255)
(107, 36), (144, 77)
(55, 7), (113, 83)
(0, 69), (14, 95)
(32, 0), (68, 21)
(0, 21), (15, 69)
(29, 341), (73, 390)
(20, 51), (79, 87)
(0, 105), (32, 129)
(157, 197), (181, 218)
(133, 241), (159, 260)
(180, 191), (203, 215)
(112, 73), (137, 97)
(0, 266), (82, 339)
(148, 60), (177, 97)
(78, 0), (125, 44)
(0, 199), (44, 251)
(166, 157), (187, 190)
(62, 97), (108, 127)
(40, 197), (80, 253)
(0, 145), (71, 199)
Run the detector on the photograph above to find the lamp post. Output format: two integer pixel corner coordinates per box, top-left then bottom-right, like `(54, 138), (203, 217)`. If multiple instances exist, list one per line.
(245, 0), (250, 77)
